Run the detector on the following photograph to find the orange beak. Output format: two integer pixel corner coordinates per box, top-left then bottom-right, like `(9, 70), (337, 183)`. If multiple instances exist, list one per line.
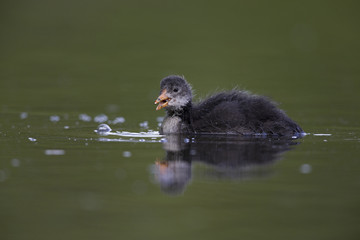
(154, 89), (171, 110)
(155, 160), (169, 173)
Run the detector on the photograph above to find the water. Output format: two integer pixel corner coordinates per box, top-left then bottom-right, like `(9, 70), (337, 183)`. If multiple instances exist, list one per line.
(1, 1), (360, 239)
(1, 113), (359, 239)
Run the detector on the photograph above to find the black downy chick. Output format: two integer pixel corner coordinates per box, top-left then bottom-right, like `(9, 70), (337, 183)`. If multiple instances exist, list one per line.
(155, 75), (303, 136)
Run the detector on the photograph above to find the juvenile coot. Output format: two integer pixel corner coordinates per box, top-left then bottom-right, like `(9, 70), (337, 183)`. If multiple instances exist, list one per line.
(155, 75), (303, 136)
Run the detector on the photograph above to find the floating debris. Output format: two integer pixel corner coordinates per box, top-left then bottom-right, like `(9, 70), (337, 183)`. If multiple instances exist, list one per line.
(28, 137), (37, 142)
(44, 149), (65, 155)
(123, 151), (132, 158)
(313, 134), (332, 136)
(64, 126), (70, 129)
(20, 112), (28, 119)
(112, 117), (125, 124)
(50, 115), (60, 122)
(79, 113), (92, 122)
(94, 114), (108, 123)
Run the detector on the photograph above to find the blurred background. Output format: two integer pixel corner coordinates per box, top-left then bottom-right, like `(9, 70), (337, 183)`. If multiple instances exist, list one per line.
(0, 0), (360, 240)
(1, 0), (359, 130)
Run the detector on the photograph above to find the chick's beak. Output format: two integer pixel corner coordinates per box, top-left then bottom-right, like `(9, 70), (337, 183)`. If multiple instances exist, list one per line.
(155, 89), (171, 110)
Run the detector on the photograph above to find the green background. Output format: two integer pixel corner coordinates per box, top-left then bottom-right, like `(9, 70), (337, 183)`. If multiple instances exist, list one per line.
(0, 0), (359, 239)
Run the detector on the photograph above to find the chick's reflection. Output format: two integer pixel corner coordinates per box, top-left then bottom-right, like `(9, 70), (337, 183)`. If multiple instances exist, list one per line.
(151, 135), (300, 195)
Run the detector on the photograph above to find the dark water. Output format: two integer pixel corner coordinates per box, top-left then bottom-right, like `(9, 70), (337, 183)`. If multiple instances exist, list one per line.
(1, 1), (360, 239)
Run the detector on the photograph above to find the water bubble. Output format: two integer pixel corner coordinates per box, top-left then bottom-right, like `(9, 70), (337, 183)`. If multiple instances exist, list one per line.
(96, 124), (112, 133)
(139, 121), (149, 128)
(28, 137), (37, 142)
(50, 115), (60, 122)
(79, 113), (92, 122)
(94, 114), (108, 123)
(44, 149), (65, 155)
(11, 158), (20, 167)
(20, 112), (28, 119)
(64, 126), (70, 129)
(112, 117), (125, 124)
(300, 164), (312, 174)
(123, 151), (132, 158)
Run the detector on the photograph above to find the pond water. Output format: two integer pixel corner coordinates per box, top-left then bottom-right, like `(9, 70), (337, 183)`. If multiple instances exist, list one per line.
(1, 1), (360, 240)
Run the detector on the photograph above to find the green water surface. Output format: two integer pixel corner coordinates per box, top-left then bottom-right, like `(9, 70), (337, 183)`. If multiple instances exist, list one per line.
(1, 1), (359, 239)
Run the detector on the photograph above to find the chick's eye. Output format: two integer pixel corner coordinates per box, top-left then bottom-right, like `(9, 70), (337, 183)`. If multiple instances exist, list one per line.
(173, 88), (179, 92)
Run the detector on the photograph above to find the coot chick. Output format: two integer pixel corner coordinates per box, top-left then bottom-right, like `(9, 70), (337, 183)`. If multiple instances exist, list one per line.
(155, 75), (303, 136)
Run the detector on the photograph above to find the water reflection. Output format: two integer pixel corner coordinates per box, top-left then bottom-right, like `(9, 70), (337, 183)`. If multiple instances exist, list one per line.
(151, 135), (300, 195)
